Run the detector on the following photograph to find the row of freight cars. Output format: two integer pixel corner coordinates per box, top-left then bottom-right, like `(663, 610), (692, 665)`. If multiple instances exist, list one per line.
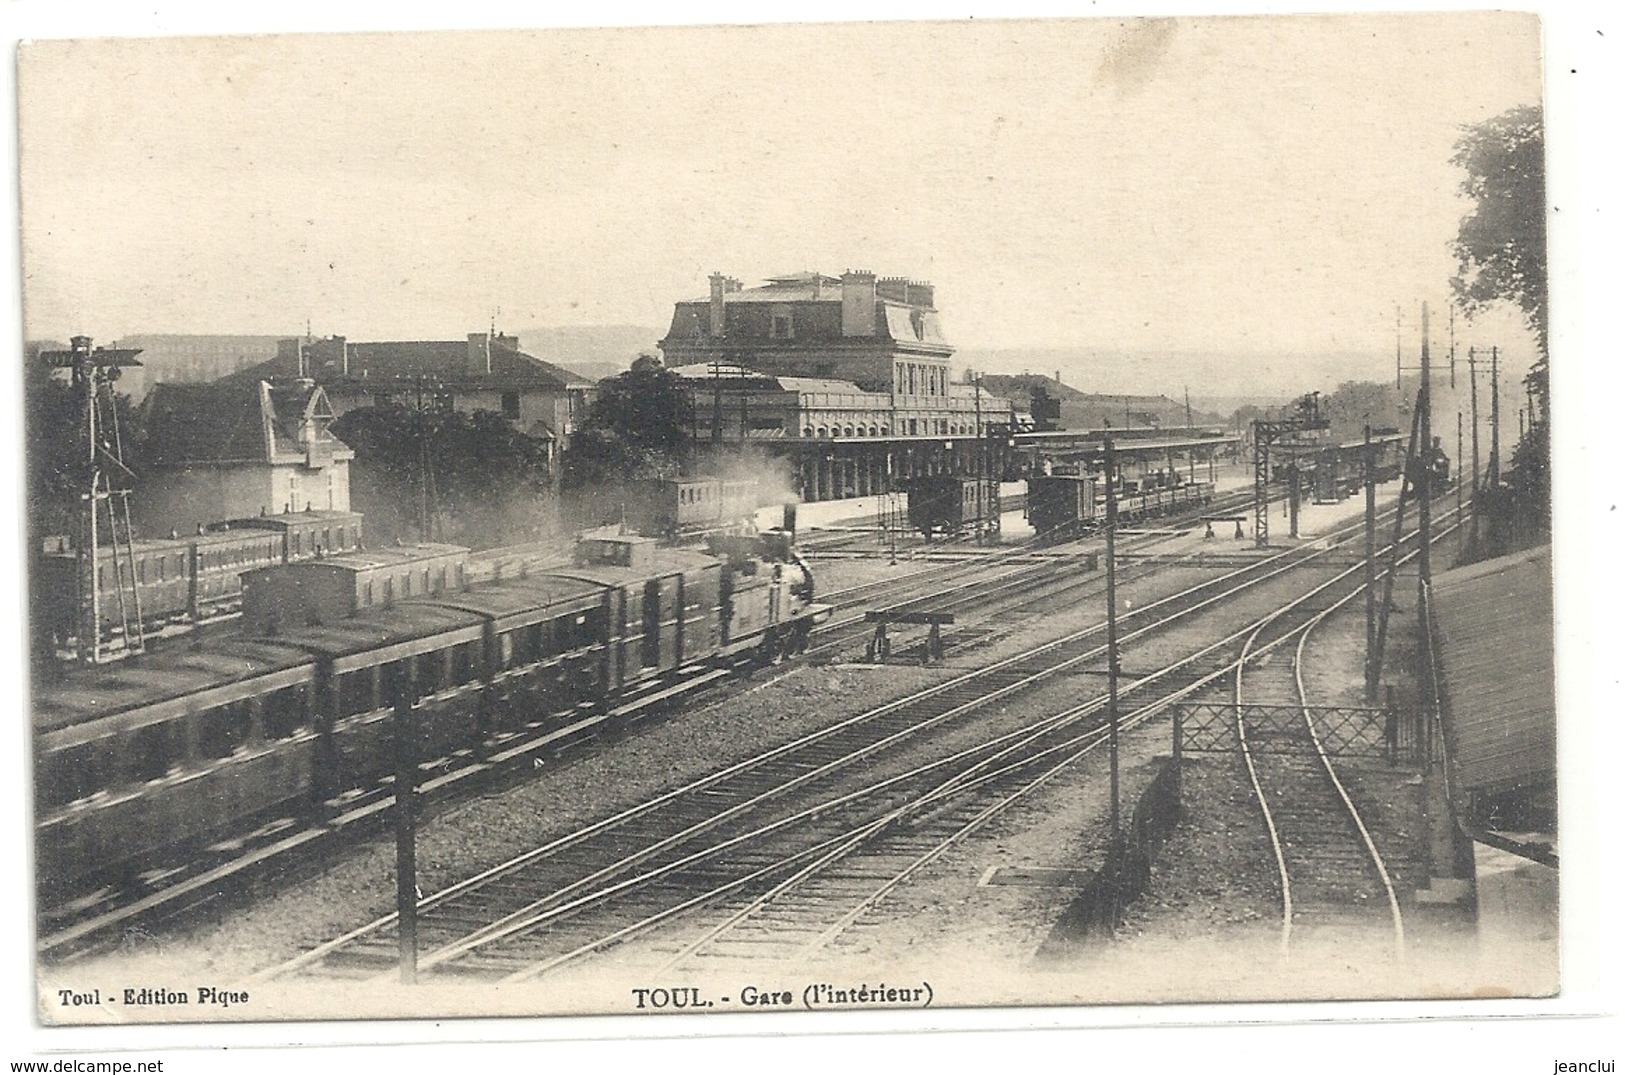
(37, 476), (763, 656)
(34, 527), (829, 899)
(1026, 473), (1216, 536)
(885, 473), (1218, 541)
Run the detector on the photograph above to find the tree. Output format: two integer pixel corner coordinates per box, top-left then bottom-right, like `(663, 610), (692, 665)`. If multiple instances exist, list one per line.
(331, 405), (556, 547)
(1317, 380), (1405, 442)
(1451, 104), (1547, 360)
(1451, 104), (1550, 557)
(562, 364), (693, 489)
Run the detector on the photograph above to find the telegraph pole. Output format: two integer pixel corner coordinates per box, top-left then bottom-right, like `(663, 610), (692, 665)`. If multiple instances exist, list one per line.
(1462, 412), (1475, 565)
(394, 663), (420, 984)
(1418, 304), (1432, 596)
(1104, 436), (1121, 841)
(1364, 424), (1377, 701)
(1468, 346), (1482, 549)
(1184, 386), (1195, 483)
(1488, 345), (1501, 489)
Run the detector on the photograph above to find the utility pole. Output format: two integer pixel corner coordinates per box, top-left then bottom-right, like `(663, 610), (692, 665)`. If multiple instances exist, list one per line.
(1364, 424), (1377, 701)
(1462, 412), (1475, 565)
(1418, 303), (1432, 597)
(394, 663), (420, 984)
(1468, 346), (1482, 550)
(1184, 386), (1195, 483)
(1488, 345), (1501, 489)
(41, 337), (145, 663)
(1104, 435), (1121, 840)
(1448, 305), (1457, 390)
(1395, 305), (1403, 391)
(1251, 393), (1327, 548)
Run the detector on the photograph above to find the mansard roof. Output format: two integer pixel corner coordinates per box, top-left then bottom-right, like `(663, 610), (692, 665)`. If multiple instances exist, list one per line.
(142, 380), (353, 466)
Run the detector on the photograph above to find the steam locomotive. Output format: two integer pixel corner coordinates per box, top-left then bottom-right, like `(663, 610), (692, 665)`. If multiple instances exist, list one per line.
(34, 526), (829, 898)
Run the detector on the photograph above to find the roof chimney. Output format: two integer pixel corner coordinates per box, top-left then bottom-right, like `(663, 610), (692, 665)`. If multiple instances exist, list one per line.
(708, 272), (728, 338)
(467, 333), (493, 375)
(840, 270), (877, 337)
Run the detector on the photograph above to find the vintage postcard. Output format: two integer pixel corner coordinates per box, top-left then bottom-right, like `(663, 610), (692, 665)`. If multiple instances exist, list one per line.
(11, 4), (1594, 1051)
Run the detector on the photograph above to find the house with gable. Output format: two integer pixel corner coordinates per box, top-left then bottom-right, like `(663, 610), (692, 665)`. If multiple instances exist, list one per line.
(136, 379), (355, 538)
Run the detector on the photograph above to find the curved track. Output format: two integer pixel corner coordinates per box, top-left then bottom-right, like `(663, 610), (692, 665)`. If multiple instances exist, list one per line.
(255, 501), (1420, 984)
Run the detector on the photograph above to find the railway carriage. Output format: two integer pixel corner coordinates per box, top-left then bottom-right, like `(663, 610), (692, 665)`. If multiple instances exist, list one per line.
(34, 527), (830, 900)
(38, 509), (365, 649)
(1025, 473), (1215, 535)
(34, 639), (320, 895)
(904, 475), (1000, 540)
(428, 574), (614, 738)
(630, 477), (760, 538)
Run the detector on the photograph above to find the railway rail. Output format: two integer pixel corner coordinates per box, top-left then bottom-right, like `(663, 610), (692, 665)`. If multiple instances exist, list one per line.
(253, 498), (1428, 984)
(1228, 529), (1449, 958)
(548, 511), (1459, 974)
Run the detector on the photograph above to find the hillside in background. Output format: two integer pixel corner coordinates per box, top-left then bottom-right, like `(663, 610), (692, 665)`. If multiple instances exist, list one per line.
(515, 324), (663, 382)
(978, 373), (1230, 430)
(954, 345), (1402, 404)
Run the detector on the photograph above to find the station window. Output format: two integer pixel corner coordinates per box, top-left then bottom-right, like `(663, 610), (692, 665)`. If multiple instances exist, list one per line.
(502, 392), (521, 420)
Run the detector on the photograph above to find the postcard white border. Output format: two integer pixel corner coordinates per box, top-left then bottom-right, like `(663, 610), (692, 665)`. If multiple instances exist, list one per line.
(3, 0), (1618, 1067)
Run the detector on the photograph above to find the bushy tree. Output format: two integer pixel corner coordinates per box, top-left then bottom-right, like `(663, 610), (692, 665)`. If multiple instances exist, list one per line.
(1318, 380), (1405, 443)
(1451, 103), (1550, 555)
(562, 363), (693, 489)
(332, 405), (556, 547)
(1451, 104), (1547, 360)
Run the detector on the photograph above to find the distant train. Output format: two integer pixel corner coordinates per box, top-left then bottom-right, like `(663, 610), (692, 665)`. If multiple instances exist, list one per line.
(1026, 473), (1215, 536)
(905, 475), (1001, 540)
(37, 509), (364, 651)
(34, 527), (829, 898)
(628, 476), (760, 538)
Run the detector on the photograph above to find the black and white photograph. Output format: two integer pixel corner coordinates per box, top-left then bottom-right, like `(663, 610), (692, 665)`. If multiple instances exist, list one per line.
(7, 1), (1612, 1062)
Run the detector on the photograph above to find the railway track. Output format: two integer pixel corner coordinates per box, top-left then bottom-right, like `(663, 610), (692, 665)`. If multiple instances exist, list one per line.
(1230, 570), (1431, 959)
(253, 500), (1420, 984)
(801, 489), (1258, 663)
(604, 513), (1453, 973)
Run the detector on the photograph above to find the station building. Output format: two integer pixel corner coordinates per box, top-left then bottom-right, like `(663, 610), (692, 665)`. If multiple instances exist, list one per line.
(658, 271), (1015, 501)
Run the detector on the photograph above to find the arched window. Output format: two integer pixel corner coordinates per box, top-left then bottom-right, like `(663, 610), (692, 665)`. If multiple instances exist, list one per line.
(817, 426), (829, 438)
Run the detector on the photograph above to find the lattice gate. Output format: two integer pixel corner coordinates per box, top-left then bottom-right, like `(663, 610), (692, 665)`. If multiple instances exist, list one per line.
(1172, 702), (1421, 764)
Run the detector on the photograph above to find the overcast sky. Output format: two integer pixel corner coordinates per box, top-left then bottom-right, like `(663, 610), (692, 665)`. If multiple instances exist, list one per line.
(18, 12), (1541, 384)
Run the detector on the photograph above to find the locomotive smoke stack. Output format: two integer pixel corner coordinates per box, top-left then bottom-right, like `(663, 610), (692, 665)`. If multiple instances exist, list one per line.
(782, 502), (797, 535)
